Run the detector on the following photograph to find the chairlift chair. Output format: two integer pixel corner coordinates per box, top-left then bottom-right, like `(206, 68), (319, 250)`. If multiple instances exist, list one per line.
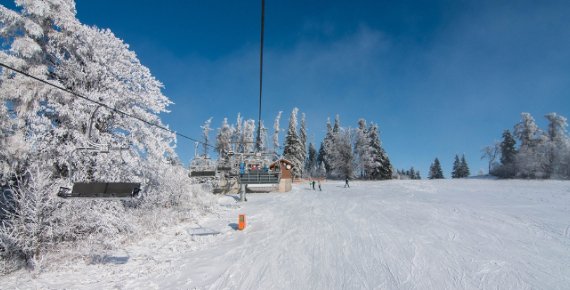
(57, 105), (141, 199)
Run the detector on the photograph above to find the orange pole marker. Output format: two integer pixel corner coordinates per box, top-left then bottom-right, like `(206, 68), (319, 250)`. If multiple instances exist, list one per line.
(238, 214), (246, 230)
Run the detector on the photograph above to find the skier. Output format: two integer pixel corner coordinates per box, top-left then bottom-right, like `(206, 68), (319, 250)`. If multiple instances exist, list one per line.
(311, 180), (316, 190)
(318, 181), (322, 191)
(344, 176), (350, 188)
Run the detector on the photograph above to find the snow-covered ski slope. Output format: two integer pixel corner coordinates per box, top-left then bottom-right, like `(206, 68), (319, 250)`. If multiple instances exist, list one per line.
(3, 179), (570, 289)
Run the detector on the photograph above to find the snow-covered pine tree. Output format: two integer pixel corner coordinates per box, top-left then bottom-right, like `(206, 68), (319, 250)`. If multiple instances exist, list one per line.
(258, 120), (267, 152)
(317, 142), (325, 168)
(514, 113), (548, 178)
(329, 128), (354, 179)
(216, 118), (232, 155)
(200, 118), (213, 157)
(514, 113), (540, 148)
(367, 123), (392, 180)
(333, 114), (340, 134)
(460, 154), (470, 177)
(428, 158), (444, 179)
(283, 108), (304, 177)
(272, 111), (282, 154)
(298, 113), (307, 175)
(545, 113), (570, 178)
(233, 113), (243, 153)
(451, 155), (461, 178)
(354, 119), (373, 179)
(243, 119), (256, 153)
(321, 118), (334, 173)
(316, 161), (327, 178)
(305, 142), (317, 177)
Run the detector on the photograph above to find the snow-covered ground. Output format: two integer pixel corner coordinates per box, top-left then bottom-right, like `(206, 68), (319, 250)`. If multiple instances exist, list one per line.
(2, 179), (569, 289)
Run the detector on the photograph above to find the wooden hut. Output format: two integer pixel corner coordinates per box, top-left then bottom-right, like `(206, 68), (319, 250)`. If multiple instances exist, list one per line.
(269, 159), (294, 192)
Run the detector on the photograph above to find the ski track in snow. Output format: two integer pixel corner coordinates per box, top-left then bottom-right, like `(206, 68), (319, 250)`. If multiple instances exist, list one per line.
(1, 179), (570, 289)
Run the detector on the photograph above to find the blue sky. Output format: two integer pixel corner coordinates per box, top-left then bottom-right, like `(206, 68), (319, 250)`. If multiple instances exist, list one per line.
(12, 0), (570, 177)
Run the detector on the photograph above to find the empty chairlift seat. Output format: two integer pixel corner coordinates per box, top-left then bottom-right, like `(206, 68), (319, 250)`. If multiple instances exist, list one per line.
(239, 172), (280, 184)
(58, 182), (141, 199)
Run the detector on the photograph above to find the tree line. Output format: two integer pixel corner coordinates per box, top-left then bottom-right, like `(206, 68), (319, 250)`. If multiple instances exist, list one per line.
(483, 112), (570, 179)
(212, 108), (394, 180)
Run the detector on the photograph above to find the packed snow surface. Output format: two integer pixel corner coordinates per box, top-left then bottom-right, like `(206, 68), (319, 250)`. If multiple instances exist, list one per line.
(2, 179), (570, 289)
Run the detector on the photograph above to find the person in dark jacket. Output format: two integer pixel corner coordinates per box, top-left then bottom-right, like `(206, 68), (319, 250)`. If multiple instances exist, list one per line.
(344, 177), (350, 188)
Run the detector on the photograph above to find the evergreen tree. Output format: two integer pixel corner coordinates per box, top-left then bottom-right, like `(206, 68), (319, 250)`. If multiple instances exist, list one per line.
(514, 113), (539, 148)
(428, 158), (444, 179)
(333, 114), (341, 134)
(460, 154), (470, 177)
(354, 119), (373, 178)
(243, 119), (256, 153)
(497, 129), (517, 178)
(545, 113), (570, 179)
(306, 142), (317, 177)
(233, 113), (243, 153)
(367, 123), (392, 180)
(273, 111), (282, 154)
(329, 128), (354, 179)
(321, 118), (334, 173)
(200, 118), (213, 157)
(283, 108), (304, 177)
(216, 118), (232, 155)
(299, 113), (308, 175)
(317, 142), (326, 167)
(258, 120), (267, 152)
(451, 155), (461, 178)
(513, 112), (545, 178)
(500, 130), (517, 167)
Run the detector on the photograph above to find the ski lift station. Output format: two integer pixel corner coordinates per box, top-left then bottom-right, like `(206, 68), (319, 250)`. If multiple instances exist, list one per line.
(188, 151), (294, 194)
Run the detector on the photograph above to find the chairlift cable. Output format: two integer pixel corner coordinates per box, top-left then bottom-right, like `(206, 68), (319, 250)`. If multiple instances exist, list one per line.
(0, 61), (214, 148)
(255, 0), (265, 152)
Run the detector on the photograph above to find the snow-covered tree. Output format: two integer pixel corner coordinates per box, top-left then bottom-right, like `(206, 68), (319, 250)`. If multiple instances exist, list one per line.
(329, 128), (354, 179)
(513, 113), (549, 178)
(283, 108), (304, 177)
(428, 158), (444, 179)
(493, 130), (517, 178)
(367, 123), (392, 180)
(481, 142), (500, 174)
(272, 111), (282, 154)
(514, 113), (540, 148)
(305, 142), (317, 177)
(1, 0), (179, 188)
(298, 113), (307, 174)
(200, 118), (213, 157)
(316, 161), (327, 178)
(215, 118), (232, 155)
(0, 0), (196, 271)
(258, 120), (267, 153)
(354, 119), (373, 179)
(233, 113), (243, 153)
(544, 113), (569, 178)
(320, 118), (334, 172)
(243, 119), (256, 153)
